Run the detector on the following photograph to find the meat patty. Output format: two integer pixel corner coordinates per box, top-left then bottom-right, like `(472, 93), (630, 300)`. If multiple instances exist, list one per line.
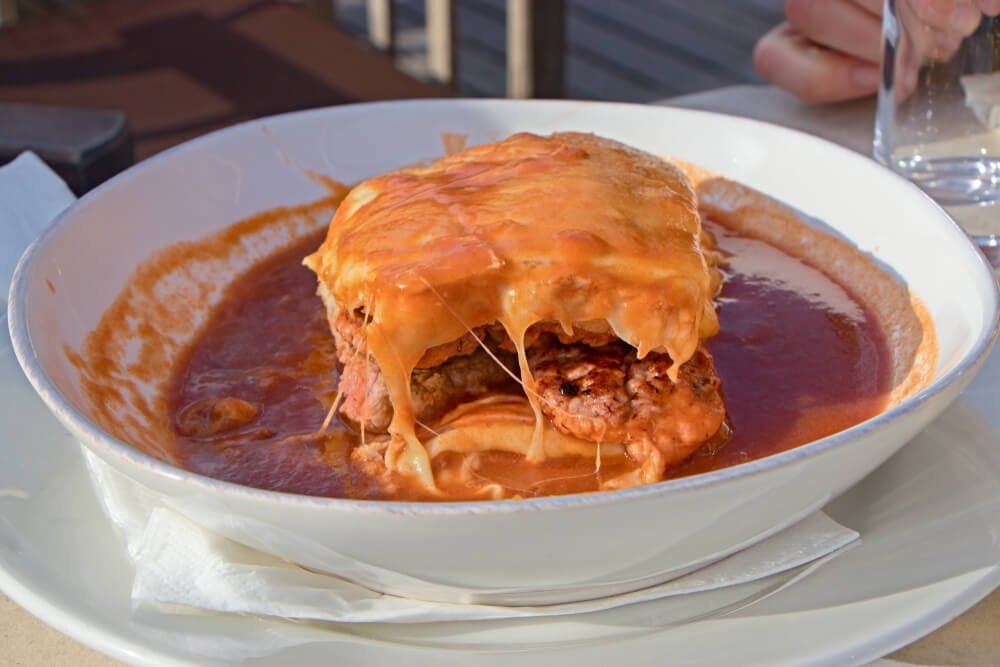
(332, 312), (725, 472)
(336, 322), (518, 433)
(529, 337), (725, 469)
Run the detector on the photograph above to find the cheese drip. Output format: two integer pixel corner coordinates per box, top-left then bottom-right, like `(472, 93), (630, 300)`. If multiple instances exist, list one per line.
(304, 132), (719, 489)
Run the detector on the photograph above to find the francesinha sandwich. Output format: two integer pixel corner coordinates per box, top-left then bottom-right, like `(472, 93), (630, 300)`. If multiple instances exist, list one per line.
(303, 132), (726, 493)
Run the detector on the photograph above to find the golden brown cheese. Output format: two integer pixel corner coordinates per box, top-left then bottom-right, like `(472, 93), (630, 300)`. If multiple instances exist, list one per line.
(303, 132), (720, 487)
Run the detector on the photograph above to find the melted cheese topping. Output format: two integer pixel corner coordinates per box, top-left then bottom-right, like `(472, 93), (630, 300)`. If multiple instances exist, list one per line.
(304, 132), (719, 488)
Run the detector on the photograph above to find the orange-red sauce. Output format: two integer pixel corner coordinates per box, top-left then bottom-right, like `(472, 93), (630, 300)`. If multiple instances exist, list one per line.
(167, 221), (890, 500)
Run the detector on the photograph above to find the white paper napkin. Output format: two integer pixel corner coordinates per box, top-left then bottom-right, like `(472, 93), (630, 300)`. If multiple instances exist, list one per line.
(962, 72), (1000, 129)
(131, 506), (856, 623)
(2, 150), (860, 626)
(82, 445), (858, 624)
(0, 152), (76, 296)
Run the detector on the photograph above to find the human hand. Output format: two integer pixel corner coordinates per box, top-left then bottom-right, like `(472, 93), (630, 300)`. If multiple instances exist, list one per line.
(753, 0), (1000, 104)
(753, 0), (883, 104)
(891, 0), (1000, 98)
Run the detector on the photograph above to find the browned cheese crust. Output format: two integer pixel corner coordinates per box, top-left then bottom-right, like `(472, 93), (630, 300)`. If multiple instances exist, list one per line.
(304, 132), (725, 485)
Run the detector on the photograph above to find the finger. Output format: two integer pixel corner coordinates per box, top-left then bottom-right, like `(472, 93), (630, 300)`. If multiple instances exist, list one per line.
(784, 0), (883, 63)
(893, 34), (923, 101)
(975, 0), (1000, 15)
(897, 0), (976, 65)
(753, 23), (882, 103)
(952, 0), (984, 34)
(849, 0), (885, 17)
(931, 27), (970, 58)
(903, 0), (980, 35)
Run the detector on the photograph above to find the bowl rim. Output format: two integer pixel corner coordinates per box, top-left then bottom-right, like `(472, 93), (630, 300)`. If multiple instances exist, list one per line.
(9, 98), (1000, 516)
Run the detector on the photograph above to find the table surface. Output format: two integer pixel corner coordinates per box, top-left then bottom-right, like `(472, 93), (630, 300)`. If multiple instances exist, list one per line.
(2, 84), (999, 666)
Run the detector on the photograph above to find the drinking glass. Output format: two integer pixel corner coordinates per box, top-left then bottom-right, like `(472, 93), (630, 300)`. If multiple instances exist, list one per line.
(874, 0), (1000, 259)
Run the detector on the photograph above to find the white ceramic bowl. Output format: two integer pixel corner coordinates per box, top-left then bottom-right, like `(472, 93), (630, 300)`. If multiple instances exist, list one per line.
(9, 100), (999, 605)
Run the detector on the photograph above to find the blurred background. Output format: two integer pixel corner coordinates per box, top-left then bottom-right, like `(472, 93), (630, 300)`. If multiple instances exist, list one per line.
(0, 0), (784, 190)
(331, 0), (783, 100)
(7, 0), (783, 100)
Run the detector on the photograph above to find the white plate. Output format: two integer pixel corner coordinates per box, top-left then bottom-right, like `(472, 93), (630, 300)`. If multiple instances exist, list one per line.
(10, 100), (998, 603)
(2, 311), (1000, 666)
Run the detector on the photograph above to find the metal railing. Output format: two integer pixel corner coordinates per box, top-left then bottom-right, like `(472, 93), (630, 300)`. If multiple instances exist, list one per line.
(347, 0), (565, 98)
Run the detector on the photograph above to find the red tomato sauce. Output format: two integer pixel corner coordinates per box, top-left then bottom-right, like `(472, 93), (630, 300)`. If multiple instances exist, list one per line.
(167, 221), (891, 500)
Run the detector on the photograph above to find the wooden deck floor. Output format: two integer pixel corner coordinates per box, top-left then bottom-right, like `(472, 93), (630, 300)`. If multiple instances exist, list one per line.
(336, 0), (785, 101)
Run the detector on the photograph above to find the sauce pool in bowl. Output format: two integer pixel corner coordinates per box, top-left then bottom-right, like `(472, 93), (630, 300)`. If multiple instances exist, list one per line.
(166, 220), (890, 500)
